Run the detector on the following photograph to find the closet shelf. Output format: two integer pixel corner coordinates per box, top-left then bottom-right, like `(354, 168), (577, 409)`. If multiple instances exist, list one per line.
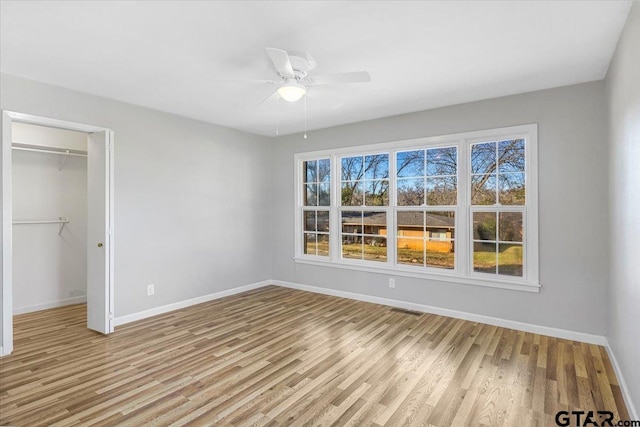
(13, 217), (69, 235)
(12, 143), (87, 171)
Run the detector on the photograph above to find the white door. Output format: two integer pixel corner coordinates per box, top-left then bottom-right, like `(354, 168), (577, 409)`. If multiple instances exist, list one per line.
(87, 131), (112, 334)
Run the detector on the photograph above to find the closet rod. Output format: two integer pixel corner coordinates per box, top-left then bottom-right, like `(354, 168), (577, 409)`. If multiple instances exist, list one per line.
(13, 218), (69, 236)
(13, 218), (69, 225)
(12, 146), (87, 157)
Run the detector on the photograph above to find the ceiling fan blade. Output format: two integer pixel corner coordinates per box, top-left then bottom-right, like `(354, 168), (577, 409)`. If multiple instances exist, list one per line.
(307, 71), (371, 86)
(265, 47), (295, 78)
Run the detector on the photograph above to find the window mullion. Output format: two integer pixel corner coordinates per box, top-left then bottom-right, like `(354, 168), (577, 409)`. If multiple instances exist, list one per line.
(458, 140), (469, 277)
(330, 154), (340, 262)
(389, 150), (397, 268)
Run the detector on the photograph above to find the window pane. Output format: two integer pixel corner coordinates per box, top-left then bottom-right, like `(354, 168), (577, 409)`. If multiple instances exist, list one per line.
(341, 211), (362, 234)
(471, 174), (497, 205)
(397, 178), (424, 206)
(364, 237), (387, 262)
(317, 233), (329, 256)
(363, 211), (386, 235)
(471, 142), (496, 174)
(498, 212), (523, 242)
(397, 150), (424, 178)
(341, 156), (363, 181)
(304, 211), (316, 232)
(318, 159), (331, 182)
(341, 182), (363, 206)
(426, 242), (455, 269)
(304, 160), (317, 183)
(318, 182), (330, 206)
(342, 237), (362, 259)
(473, 212), (497, 241)
(498, 139), (525, 173)
(499, 173), (525, 205)
(427, 147), (457, 176)
(305, 184), (318, 206)
(397, 238), (424, 266)
(397, 211), (425, 237)
(426, 211), (455, 237)
(426, 177), (457, 205)
(498, 243), (523, 276)
(317, 211), (330, 232)
(473, 242), (497, 273)
(304, 233), (317, 255)
(365, 154), (389, 179)
(365, 180), (389, 206)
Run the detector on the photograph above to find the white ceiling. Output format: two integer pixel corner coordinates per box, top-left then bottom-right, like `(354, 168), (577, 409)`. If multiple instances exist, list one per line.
(0, 1), (631, 137)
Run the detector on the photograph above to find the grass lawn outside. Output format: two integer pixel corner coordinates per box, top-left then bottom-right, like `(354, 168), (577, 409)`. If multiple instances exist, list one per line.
(306, 241), (521, 276)
(473, 243), (523, 276)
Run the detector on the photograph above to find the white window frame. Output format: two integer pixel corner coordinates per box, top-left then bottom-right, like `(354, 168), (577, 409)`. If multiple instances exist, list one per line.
(294, 124), (539, 293)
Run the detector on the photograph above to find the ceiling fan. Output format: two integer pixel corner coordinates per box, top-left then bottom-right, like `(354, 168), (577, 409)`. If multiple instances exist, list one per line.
(260, 47), (371, 104)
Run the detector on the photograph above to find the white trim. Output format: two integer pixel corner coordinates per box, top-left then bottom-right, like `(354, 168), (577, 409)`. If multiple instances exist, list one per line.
(293, 258), (540, 293)
(14, 296), (87, 315)
(5, 111), (106, 133)
(604, 342), (639, 419)
(107, 130), (115, 332)
(113, 280), (272, 326)
(273, 280), (604, 345)
(2, 111), (14, 355)
(0, 346), (4, 357)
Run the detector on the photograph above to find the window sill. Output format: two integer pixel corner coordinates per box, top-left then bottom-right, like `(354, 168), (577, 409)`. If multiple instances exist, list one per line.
(293, 257), (540, 293)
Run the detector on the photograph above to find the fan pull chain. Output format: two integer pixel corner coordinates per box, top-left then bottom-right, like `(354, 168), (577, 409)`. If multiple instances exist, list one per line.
(304, 95), (307, 139)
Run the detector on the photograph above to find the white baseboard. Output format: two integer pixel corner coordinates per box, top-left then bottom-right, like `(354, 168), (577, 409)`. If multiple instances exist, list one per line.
(272, 280), (607, 346)
(14, 296), (87, 315)
(113, 280), (272, 326)
(604, 342), (638, 419)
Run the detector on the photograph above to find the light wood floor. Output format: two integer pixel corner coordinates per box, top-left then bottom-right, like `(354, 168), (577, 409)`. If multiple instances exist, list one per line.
(0, 286), (629, 426)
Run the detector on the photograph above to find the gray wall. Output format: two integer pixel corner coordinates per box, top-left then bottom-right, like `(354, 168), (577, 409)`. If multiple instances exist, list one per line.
(606, 2), (640, 416)
(0, 73), (272, 318)
(272, 81), (609, 335)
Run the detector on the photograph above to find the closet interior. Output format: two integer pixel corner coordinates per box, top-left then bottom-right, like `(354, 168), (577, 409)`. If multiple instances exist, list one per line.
(11, 122), (89, 317)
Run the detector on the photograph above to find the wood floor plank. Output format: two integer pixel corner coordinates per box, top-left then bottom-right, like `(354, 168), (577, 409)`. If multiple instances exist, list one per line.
(0, 285), (630, 426)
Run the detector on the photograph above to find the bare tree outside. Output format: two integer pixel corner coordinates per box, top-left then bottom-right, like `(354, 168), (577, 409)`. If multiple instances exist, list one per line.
(341, 154), (389, 206)
(397, 147), (457, 206)
(471, 139), (525, 205)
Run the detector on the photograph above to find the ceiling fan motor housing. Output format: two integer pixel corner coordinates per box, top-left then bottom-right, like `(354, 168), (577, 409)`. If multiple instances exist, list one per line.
(288, 54), (315, 80)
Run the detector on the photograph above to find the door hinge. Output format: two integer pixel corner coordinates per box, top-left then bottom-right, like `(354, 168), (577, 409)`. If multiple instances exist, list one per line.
(108, 142), (112, 152)
(109, 312), (114, 320)
(108, 227), (112, 235)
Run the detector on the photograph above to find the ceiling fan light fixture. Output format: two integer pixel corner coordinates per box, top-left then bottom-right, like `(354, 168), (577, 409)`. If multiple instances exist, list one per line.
(277, 82), (306, 102)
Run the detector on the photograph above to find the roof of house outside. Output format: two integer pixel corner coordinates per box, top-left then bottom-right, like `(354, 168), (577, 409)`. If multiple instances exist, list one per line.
(341, 211), (455, 228)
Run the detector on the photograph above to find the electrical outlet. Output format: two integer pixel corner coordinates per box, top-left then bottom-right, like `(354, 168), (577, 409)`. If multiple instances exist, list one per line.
(388, 278), (396, 288)
(147, 284), (155, 296)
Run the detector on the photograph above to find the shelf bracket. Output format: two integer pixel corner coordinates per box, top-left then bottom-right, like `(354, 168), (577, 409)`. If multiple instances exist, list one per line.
(58, 150), (71, 171)
(58, 217), (67, 235)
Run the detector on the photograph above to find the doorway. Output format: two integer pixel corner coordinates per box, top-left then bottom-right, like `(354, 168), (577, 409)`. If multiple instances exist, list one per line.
(1, 111), (114, 356)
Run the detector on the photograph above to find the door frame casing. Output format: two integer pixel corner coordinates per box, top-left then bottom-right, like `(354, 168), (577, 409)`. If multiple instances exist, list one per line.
(1, 111), (115, 356)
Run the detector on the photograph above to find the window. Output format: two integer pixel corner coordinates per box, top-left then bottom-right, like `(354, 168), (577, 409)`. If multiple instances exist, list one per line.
(340, 153), (390, 262)
(396, 146), (458, 271)
(295, 124), (538, 292)
(302, 159), (330, 257)
(470, 139), (526, 277)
